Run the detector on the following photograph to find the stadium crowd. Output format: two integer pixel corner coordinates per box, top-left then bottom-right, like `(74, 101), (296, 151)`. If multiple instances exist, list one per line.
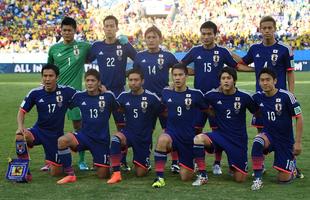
(0, 0), (309, 53)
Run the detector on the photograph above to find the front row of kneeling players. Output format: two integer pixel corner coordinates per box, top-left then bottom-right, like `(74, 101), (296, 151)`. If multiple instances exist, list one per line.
(15, 63), (303, 190)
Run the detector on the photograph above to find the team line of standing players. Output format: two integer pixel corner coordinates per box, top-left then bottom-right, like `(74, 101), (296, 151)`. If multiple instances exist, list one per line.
(15, 15), (303, 190)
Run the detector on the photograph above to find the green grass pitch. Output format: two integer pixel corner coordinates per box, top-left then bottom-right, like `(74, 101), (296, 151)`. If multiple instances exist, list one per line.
(0, 72), (309, 200)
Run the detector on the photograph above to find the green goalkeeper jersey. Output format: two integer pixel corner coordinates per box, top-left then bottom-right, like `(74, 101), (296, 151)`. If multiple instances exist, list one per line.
(47, 40), (91, 90)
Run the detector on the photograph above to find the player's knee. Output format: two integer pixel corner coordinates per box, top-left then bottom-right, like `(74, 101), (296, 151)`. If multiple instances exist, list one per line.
(277, 172), (292, 183)
(50, 165), (62, 176)
(193, 134), (205, 144)
(57, 136), (69, 149)
(97, 167), (110, 179)
(156, 135), (170, 147)
(135, 167), (148, 177)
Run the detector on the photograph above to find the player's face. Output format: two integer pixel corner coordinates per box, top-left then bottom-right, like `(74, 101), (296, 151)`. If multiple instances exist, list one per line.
(259, 73), (277, 93)
(172, 69), (187, 88)
(128, 73), (144, 92)
(145, 31), (161, 52)
(220, 72), (235, 92)
(42, 69), (58, 92)
(61, 25), (75, 43)
(85, 75), (100, 93)
(200, 28), (215, 47)
(103, 19), (118, 39)
(260, 21), (276, 40)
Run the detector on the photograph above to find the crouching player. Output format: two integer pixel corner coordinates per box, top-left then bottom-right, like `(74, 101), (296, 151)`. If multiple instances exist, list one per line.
(15, 64), (77, 181)
(251, 68), (303, 190)
(57, 69), (118, 184)
(192, 67), (257, 186)
(108, 68), (163, 184)
(152, 63), (208, 188)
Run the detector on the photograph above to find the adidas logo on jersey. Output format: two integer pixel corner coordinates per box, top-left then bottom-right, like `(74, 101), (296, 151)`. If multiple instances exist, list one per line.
(259, 103), (264, 107)
(217, 100), (222, 104)
(57, 53), (62, 57)
(255, 54), (260, 58)
(81, 101), (87, 105)
(99, 51), (104, 55)
(167, 98), (172, 102)
(141, 59), (146, 63)
(125, 102), (130, 106)
(38, 98), (44, 103)
(196, 56), (202, 59)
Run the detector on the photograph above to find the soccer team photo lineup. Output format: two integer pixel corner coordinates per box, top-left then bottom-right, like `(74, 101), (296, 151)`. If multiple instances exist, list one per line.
(1, 0), (308, 195)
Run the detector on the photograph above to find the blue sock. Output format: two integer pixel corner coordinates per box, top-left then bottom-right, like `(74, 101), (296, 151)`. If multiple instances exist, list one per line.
(58, 148), (74, 175)
(110, 136), (122, 172)
(154, 150), (167, 178)
(251, 137), (265, 179)
(193, 144), (207, 177)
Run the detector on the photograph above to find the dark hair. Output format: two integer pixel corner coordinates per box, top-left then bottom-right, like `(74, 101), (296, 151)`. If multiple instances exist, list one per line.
(258, 68), (277, 80)
(200, 21), (217, 35)
(61, 17), (77, 30)
(127, 68), (144, 79)
(144, 25), (162, 38)
(171, 63), (188, 75)
(219, 67), (237, 82)
(85, 69), (101, 81)
(260, 16), (276, 28)
(103, 15), (118, 27)
(41, 63), (59, 77)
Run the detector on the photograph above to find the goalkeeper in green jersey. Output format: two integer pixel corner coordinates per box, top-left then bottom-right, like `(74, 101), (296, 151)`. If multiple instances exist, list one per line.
(47, 17), (91, 170)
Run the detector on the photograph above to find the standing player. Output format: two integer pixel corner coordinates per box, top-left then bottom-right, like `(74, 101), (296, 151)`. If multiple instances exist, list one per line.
(107, 68), (163, 184)
(233, 16), (302, 177)
(47, 17), (91, 170)
(192, 67), (257, 186)
(88, 15), (137, 170)
(133, 25), (179, 173)
(15, 64), (76, 180)
(251, 68), (303, 190)
(181, 21), (253, 174)
(152, 63), (207, 188)
(56, 69), (117, 184)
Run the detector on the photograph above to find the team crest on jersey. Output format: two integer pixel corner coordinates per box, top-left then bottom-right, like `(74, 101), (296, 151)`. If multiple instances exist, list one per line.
(184, 95), (192, 110)
(234, 97), (241, 114)
(158, 54), (164, 69)
(56, 91), (63, 107)
(276, 98), (281, 102)
(271, 53), (278, 66)
(116, 45), (123, 60)
(234, 102), (241, 114)
(73, 45), (80, 56)
(213, 55), (220, 67)
(275, 103), (282, 115)
(141, 97), (148, 113)
(98, 96), (105, 112)
(99, 101), (105, 112)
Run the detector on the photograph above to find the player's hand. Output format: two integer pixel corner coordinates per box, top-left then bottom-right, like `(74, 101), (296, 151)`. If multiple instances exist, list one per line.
(99, 84), (107, 93)
(118, 35), (128, 45)
(293, 142), (302, 156)
(16, 127), (26, 135)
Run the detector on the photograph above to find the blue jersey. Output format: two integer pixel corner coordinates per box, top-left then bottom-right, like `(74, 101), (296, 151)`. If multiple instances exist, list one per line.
(133, 49), (178, 97)
(162, 87), (207, 143)
(71, 91), (117, 143)
(204, 89), (257, 146)
(117, 89), (162, 142)
(242, 41), (294, 91)
(253, 89), (301, 145)
(182, 45), (238, 93)
(88, 40), (137, 90)
(20, 85), (76, 135)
